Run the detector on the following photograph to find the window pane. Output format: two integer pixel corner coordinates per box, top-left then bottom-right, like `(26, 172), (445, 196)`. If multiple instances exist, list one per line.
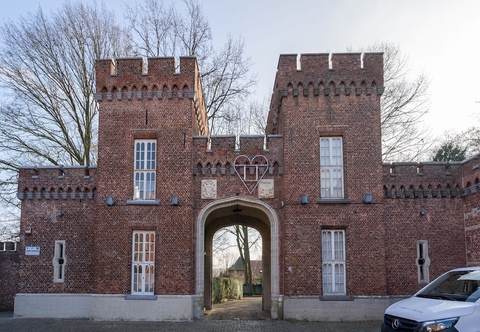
(332, 170), (343, 198)
(322, 231), (332, 260)
(320, 139), (330, 166)
(135, 143), (141, 170)
(335, 263), (345, 293)
(322, 263), (332, 294)
(332, 138), (342, 166)
(321, 169), (331, 198)
(334, 231), (344, 260)
(151, 143), (156, 169)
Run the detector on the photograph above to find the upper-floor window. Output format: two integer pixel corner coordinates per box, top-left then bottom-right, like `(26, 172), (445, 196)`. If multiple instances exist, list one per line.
(320, 137), (344, 198)
(134, 140), (156, 200)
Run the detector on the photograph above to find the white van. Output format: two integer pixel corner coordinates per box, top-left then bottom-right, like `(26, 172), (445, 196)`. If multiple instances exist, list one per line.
(381, 267), (480, 332)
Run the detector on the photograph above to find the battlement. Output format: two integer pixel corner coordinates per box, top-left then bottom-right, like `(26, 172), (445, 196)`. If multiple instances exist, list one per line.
(267, 52), (384, 134)
(381, 162), (476, 199)
(273, 53), (384, 97)
(278, 53), (382, 72)
(17, 166), (96, 201)
(192, 134), (283, 176)
(95, 56), (201, 100)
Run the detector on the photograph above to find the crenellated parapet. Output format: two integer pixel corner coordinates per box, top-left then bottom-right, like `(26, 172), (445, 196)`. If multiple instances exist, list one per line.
(95, 57), (199, 97)
(192, 134), (283, 176)
(95, 56), (208, 136)
(17, 166), (96, 201)
(267, 53), (384, 134)
(382, 162), (473, 199)
(461, 153), (480, 188)
(274, 53), (384, 92)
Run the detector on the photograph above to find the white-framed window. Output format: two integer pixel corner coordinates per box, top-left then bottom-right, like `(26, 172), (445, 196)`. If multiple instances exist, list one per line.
(322, 230), (346, 295)
(53, 240), (66, 283)
(320, 137), (344, 198)
(134, 140), (156, 200)
(131, 231), (155, 295)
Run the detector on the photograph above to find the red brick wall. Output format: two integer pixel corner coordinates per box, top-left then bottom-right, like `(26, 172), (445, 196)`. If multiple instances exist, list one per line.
(94, 57), (203, 294)
(0, 243), (19, 311)
(382, 162), (467, 294)
(269, 53), (387, 296)
(463, 154), (480, 266)
(14, 54), (480, 302)
(16, 167), (96, 294)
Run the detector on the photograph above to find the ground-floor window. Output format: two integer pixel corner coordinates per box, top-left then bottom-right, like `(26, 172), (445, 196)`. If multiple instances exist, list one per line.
(322, 230), (345, 295)
(417, 240), (430, 284)
(53, 240), (66, 283)
(132, 231), (155, 294)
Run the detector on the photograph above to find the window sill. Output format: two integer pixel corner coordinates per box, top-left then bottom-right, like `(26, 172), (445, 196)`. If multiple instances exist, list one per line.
(319, 295), (353, 301)
(316, 198), (352, 204)
(126, 200), (160, 205)
(124, 295), (158, 301)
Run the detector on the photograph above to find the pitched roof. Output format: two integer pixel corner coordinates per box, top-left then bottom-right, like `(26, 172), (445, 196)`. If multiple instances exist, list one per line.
(228, 257), (262, 271)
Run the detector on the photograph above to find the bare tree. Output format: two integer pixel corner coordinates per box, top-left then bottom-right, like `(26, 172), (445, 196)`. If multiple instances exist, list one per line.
(203, 36), (256, 134)
(0, 1), (130, 232)
(213, 227), (237, 254)
(230, 226), (261, 295)
(212, 225), (262, 293)
(351, 43), (431, 162)
(125, 0), (256, 134)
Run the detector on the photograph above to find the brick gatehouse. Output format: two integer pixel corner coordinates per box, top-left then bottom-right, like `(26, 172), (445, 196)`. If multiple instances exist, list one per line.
(13, 53), (480, 321)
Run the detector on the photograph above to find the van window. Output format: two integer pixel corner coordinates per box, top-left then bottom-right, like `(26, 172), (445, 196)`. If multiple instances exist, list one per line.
(416, 270), (480, 303)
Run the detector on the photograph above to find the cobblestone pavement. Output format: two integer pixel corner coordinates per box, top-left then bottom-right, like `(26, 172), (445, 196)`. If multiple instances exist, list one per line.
(0, 311), (382, 332)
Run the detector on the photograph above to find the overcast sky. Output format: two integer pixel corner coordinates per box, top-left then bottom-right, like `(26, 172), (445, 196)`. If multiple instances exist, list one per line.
(2, 0), (480, 138)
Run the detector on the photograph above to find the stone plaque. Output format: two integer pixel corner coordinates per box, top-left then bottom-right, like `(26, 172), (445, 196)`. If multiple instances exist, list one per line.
(201, 180), (217, 199)
(258, 179), (274, 199)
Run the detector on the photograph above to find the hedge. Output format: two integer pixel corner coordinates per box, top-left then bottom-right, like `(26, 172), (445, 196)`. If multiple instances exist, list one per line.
(212, 277), (243, 303)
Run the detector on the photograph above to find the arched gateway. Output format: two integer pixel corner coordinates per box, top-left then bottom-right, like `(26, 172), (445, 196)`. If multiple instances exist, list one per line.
(195, 196), (281, 319)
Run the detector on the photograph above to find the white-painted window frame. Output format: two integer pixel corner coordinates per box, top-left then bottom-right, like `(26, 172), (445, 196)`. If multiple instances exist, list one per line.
(53, 240), (66, 283)
(320, 137), (344, 199)
(131, 231), (155, 295)
(322, 230), (346, 295)
(417, 240), (430, 284)
(133, 140), (156, 200)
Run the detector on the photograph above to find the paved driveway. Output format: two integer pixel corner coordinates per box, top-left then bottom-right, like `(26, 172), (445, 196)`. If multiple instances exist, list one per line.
(0, 314), (381, 332)
(0, 311), (382, 332)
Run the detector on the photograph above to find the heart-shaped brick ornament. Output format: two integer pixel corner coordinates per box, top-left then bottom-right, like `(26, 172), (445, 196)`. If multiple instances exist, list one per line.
(234, 155), (269, 194)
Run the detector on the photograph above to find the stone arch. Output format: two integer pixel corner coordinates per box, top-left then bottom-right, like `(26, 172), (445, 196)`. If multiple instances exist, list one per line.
(195, 196), (280, 319)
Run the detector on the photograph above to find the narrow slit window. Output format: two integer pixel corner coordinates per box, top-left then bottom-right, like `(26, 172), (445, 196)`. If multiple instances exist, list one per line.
(417, 240), (430, 284)
(53, 240), (66, 283)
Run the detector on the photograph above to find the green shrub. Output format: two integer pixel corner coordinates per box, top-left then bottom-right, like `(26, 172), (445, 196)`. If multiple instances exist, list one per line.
(212, 277), (243, 303)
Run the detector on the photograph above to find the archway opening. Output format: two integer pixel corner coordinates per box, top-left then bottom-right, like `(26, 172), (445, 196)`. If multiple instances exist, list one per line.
(208, 225), (266, 319)
(196, 197), (279, 319)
